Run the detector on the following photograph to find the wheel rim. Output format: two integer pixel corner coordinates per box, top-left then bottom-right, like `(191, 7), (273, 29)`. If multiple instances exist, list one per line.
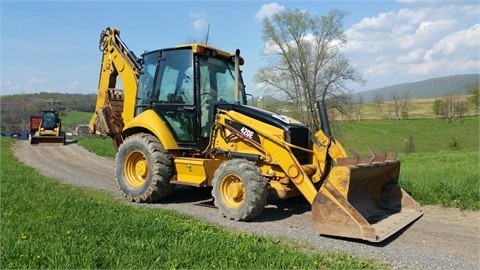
(124, 150), (148, 188)
(220, 174), (245, 208)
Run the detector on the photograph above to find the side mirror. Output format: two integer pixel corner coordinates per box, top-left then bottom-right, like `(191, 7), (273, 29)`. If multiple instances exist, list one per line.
(245, 93), (254, 105)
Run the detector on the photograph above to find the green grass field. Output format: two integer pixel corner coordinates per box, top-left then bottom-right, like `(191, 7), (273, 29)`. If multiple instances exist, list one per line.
(0, 138), (380, 269)
(60, 111), (92, 130)
(335, 116), (479, 153)
(77, 135), (116, 157)
(1, 108), (478, 268)
(336, 116), (480, 209)
(399, 150), (479, 209)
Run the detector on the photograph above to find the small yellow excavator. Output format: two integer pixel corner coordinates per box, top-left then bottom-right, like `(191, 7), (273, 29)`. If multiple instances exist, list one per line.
(89, 27), (422, 242)
(31, 110), (66, 145)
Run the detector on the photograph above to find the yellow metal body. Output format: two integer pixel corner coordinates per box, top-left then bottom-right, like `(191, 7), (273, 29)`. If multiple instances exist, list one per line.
(312, 164), (422, 241)
(90, 26), (422, 242)
(89, 27), (139, 134)
(208, 106), (422, 242)
(208, 107), (352, 203)
(173, 157), (223, 187)
(123, 109), (179, 150)
(124, 149), (149, 188)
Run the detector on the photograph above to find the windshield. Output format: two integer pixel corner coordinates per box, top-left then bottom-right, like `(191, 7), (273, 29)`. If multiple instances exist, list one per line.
(198, 55), (246, 105)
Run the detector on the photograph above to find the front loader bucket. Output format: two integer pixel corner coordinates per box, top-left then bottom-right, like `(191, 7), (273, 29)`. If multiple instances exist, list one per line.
(311, 161), (423, 242)
(30, 132), (66, 145)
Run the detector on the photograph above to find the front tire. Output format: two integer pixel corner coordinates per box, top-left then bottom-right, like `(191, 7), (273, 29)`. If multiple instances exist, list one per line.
(116, 133), (173, 203)
(211, 159), (268, 221)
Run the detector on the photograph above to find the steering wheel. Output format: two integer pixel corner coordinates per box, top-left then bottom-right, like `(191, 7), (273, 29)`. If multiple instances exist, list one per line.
(201, 92), (216, 106)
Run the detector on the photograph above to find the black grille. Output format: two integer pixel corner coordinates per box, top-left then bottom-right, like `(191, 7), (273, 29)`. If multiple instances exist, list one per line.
(286, 127), (310, 164)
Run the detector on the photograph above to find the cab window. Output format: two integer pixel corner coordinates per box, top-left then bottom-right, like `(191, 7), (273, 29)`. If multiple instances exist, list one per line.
(156, 50), (193, 105)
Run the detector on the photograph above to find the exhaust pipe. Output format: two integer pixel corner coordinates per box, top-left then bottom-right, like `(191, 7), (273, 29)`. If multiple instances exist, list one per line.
(234, 49), (240, 105)
(315, 100), (332, 138)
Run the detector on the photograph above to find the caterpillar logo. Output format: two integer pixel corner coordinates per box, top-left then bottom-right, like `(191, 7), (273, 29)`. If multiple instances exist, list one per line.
(225, 120), (261, 145)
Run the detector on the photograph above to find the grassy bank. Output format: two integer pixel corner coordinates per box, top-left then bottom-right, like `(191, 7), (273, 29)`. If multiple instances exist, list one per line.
(399, 150), (479, 210)
(336, 116), (479, 153)
(77, 135), (116, 157)
(0, 137), (380, 269)
(60, 111), (92, 130)
(335, 116), (480, 210)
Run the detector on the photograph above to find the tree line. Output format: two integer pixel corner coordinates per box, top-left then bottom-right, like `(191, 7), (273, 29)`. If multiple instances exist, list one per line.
(257, 83), (478, 123)
(432, 84), (479, 123)
(353, 85), (478, 122)
(1, 92), (96, 131)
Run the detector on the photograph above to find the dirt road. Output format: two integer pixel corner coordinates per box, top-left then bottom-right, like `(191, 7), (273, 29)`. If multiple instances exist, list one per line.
(13, 141), (479, 269)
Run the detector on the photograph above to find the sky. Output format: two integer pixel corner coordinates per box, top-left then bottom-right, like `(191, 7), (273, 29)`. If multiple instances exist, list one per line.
(1, 0), (479, 97)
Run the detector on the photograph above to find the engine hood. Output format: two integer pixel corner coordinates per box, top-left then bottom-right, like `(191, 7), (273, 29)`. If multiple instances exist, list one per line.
(215, 104), (306, 130)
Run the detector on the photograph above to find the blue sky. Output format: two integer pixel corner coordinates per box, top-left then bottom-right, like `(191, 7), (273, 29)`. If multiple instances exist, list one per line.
(1, 0), (479, 97)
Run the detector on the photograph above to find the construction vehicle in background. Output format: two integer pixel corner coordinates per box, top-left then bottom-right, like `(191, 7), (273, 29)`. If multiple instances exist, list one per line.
(29, 115), (42, 136)
(31, 110), (66, 145)
(89, 27), (423, 242)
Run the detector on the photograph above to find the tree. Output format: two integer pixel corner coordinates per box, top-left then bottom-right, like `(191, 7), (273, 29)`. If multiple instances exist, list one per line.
(432, 98), (444, 117)
(373, 93), (384, 118)
(467, 83), (479, 115)
(432, 92), (468, 123)
(390, 90), (410, 120)
(390, 90), (401, 120)
(351, 94), (364, 121)
(255, 9), (364, 131)
(400, 91), (410, 119)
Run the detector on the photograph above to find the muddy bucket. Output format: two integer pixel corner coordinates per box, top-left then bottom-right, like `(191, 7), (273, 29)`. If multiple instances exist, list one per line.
(31, 132), (66, 145)
(311, 161), (423, 242)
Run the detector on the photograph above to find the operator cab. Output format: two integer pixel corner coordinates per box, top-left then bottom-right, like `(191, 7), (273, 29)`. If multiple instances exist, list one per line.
(135, 44), (247, 150)
(41, 111), (59, 130)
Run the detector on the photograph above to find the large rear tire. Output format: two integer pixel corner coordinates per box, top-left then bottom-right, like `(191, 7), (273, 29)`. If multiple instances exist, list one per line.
(116, 133), (173, 203)
(211, 159), (267, 221)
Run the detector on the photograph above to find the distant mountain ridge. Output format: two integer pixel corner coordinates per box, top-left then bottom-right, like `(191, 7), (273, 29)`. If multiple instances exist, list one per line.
(356, 74), (479, 102)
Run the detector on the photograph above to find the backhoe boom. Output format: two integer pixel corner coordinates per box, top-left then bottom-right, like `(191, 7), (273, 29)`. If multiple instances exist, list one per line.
(89, 27), (140, 146)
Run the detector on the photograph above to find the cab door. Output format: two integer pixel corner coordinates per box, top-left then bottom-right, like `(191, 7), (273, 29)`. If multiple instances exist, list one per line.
(149, 49), (197, 147)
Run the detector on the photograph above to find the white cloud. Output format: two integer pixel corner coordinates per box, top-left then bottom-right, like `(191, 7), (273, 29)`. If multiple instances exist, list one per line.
(364, 56), (392, 77)
(341, 4), (480, 91)
(459, 3), (480, 18)
(2, 80), (20, 93)
(395, 48), (425, 64)
(410, 57), (479, 75)
(67, 81), (80, 90)
(352, 11), (396, 32)
(254, 3), (285, 22)
(425, 23), (480, 60)
(190, 12), (207, 30)
(412, 19), (455, 41)
(28, 78), (45, 85)
(3, 80), (15, 87)
(1, 78), (46, 94)
(415, 23), (480, 75)
(25, 78), (46, 91)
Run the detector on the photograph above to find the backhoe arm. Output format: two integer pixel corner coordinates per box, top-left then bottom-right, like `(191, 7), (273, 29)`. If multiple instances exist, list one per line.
(89, 27), (140, 142)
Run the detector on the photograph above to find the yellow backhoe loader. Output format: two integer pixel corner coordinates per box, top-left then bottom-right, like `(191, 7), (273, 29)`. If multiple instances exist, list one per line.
(31, 110), (66, 145)
(89, 27), (422, 242)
